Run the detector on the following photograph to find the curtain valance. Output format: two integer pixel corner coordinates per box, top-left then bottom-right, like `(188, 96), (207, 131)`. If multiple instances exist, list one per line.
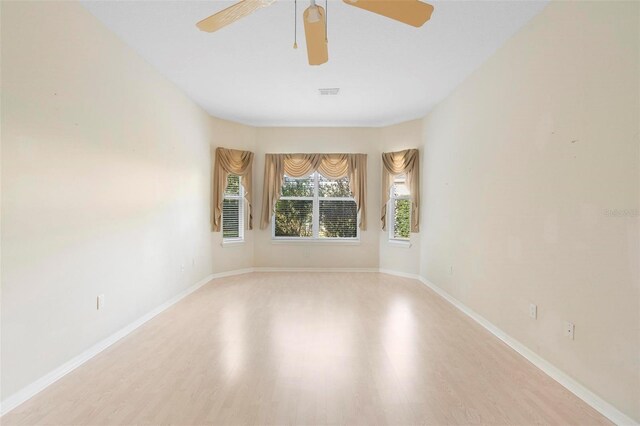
(260, 153), (368, 230)
(212, 147), (254, 232)
(381, 149), (420, 233)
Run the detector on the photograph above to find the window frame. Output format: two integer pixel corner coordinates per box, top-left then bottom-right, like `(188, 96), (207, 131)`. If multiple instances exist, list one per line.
(272, 172), (360, 242)
(222, 174), (245, 244)
(388, 174), (411, 244)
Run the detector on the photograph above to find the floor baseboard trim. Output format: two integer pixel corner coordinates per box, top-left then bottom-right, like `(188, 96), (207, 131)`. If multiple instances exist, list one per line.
(416, 276), (637, 426)
(212, 268), (255, 278)
(378, 268), (421, 280)
(0, 269), (252, 417)
(253, 267), (379, 273)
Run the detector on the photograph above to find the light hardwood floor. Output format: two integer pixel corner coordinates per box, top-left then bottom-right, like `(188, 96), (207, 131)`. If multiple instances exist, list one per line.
(3, 272), (609, 425)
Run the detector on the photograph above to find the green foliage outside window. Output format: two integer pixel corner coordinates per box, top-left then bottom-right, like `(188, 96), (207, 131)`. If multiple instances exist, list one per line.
(275, 176), (314, 237)
(281, 176), (314, 197)
(319, 200), (357, 238)
(225, 174), (240, 195)
(318, 176), (352, 198)
(394, 199), (411, 239)
(274, 199), (313, 237)
(275, 173), (357, 238)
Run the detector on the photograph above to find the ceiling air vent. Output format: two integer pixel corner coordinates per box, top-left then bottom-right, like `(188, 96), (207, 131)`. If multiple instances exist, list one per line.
(319, 88), (340, 96)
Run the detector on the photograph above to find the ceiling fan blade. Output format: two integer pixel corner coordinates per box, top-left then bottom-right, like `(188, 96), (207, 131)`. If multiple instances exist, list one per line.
(342, 0), (434, 27)
(196, 0), (276, 33)
(303, 5), (329, 66)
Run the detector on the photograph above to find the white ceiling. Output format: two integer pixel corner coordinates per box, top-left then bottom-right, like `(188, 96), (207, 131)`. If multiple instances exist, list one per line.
(81, 0), (548, 127)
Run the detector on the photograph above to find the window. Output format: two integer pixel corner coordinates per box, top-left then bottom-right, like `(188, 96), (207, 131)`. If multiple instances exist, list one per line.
(389, 174), (411, 241)
(273, 172), (358, 240)
(223, 174), (244, 242)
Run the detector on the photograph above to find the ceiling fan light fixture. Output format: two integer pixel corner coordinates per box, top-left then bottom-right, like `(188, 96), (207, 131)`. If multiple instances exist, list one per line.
(303, 3), (328, 65)
(196, 0), (434, 66)
(306, 5), (322, 23)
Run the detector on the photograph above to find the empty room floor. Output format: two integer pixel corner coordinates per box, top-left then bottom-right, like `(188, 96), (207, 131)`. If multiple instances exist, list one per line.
(2, 273), (609, 425)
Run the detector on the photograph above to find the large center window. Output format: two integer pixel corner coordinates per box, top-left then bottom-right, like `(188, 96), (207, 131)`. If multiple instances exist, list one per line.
(273, 172), (358, 240)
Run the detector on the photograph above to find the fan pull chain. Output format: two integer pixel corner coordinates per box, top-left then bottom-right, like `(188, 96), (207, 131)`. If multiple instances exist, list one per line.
(325, 0), (328, 43)
(293, 0), (298, 49)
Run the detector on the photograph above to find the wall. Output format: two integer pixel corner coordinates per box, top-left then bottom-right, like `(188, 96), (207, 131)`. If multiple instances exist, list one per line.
(419, 1), (639, 420)
(252, 127), (382, 269)
(0, 1), (255, 401)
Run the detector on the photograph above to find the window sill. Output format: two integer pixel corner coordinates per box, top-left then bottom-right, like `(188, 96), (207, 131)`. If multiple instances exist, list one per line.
(271, 239), (361, 246)
(388, 239), (412, 248)
(221, 239), (245, 247)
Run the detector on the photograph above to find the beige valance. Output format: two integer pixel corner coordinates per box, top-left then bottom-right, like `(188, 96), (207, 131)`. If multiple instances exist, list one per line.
(382, 149), (420, 233)
(260, 153), (368, 230)
(212, 147), (254, 232)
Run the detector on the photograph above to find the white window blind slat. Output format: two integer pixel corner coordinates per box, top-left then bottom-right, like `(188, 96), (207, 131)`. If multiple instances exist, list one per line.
(274, 199), (313, 237)
(223, 175), (244, 241)
(319, 200), (358, 238)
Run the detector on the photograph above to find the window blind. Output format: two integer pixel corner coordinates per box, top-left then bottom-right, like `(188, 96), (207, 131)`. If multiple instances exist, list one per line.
(273, 172), (358, 240)
(319, 200), (358, 238)
(274, 199), (313, 237)
(223, 175), (244, 240)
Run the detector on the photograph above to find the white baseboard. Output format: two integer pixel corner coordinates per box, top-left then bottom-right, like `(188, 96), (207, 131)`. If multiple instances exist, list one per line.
(378, 268), (421, 280)
(3, 268), (635, 425)
(0, 268), (252, 417)
(253, 267), (379, 273)
(212, 267), (255, 278)
(415, 276), (637, 426)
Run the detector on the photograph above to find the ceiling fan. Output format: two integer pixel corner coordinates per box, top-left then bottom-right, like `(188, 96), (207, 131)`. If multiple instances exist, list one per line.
(196, 0), (434, 66)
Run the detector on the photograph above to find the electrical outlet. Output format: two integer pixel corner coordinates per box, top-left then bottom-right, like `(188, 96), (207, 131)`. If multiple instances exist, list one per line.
(180, 263), (185, 272)
(192, 258), (196, 266)
(449, 266), (453, 275)
(529, 303), (537, 319)
(564, 321), (575, 340)
(97, 294), (105, 310)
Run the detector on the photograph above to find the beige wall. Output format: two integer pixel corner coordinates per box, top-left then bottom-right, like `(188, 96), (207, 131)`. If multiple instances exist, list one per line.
(419, 1), (639, 420)
(0, 1), (255, 400)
